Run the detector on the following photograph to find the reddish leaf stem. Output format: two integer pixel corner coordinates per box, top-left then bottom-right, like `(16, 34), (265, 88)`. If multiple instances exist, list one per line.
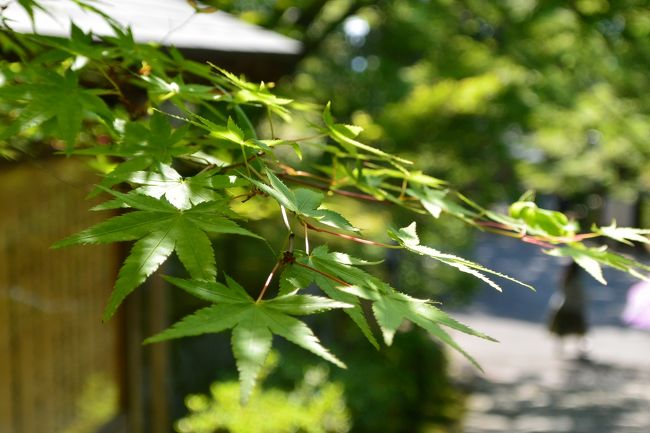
(520, 236), (556, 249)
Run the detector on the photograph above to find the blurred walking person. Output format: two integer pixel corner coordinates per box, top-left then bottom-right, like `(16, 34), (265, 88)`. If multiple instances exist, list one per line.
(547, 261), (589, 359)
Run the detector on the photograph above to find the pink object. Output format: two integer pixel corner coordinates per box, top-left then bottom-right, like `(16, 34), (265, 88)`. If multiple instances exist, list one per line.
(622, 280), (650, 330)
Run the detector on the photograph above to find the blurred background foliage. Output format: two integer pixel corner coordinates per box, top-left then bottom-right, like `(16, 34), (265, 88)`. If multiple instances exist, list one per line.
(207, 0), (650, 204)
(175, 352), (351, 433)
(183, 1), (650, 431)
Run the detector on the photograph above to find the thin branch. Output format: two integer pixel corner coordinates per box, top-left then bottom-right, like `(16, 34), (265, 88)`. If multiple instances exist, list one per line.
(294, 262), (351, 287)
(197, 163), (216, 175)
(96, 64), (132, 112)
(256, 233), (295, 303)
(279, 174), (384, 202)
(475, 220), (602, 244)
(256, 260), (281, 302)
(305, 222), (401, 248)
(280, 205), (292, 231)
(239, 144), (253, 178)
(521, 236), (556, 249)
(290, 133), (328, 142)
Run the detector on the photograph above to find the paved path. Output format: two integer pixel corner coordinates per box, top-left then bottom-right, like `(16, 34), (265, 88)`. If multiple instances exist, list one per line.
(448, 233), (650, 433)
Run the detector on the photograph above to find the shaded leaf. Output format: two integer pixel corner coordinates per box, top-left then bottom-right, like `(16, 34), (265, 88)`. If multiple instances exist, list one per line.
(0, 69), (113, 152)
(164, 275), (252, 304)
(314, 275), (380, 349)
(371, 291), (492, 370)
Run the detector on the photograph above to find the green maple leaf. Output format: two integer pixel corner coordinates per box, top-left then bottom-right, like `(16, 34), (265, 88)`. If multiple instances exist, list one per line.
(279, 247), (380, 349)
(0, 69), (113, 151)
(314, 276), (380, 350)
(282, 246), (492, 366)
(278, 264), (317, 297)
(76, 113), (194, 194)
(389, 222), (534, 292)
(370, 291), (494, 370)
(252, 170), (358, 232)
(178, 109), (281, 155)
(209, 65), (293, 121)
(54, 188), (261, 320)
(146, 275), (350, 403)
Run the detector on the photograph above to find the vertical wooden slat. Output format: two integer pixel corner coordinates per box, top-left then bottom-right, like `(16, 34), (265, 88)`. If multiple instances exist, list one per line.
(14, 195), (36, 433)
(149, 271), (170, 433)
(14, 174), (42, 433)
(38, 196), (55, 431)
(0, 213), (13, 433)
(125, 289), (145, 433)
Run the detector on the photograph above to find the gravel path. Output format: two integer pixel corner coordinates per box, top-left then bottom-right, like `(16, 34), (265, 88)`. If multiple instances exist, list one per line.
(447, 233), (650, 433)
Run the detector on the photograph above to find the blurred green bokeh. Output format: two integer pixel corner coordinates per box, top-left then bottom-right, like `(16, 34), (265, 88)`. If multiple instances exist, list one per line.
(175, 352), (351, 433)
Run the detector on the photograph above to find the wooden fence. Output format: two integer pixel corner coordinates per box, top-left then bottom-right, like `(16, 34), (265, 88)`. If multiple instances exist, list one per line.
(0, 158), (123, 433)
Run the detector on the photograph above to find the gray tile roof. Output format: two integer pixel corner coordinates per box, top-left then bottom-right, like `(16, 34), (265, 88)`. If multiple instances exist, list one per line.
(3, 0), (302, 55)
